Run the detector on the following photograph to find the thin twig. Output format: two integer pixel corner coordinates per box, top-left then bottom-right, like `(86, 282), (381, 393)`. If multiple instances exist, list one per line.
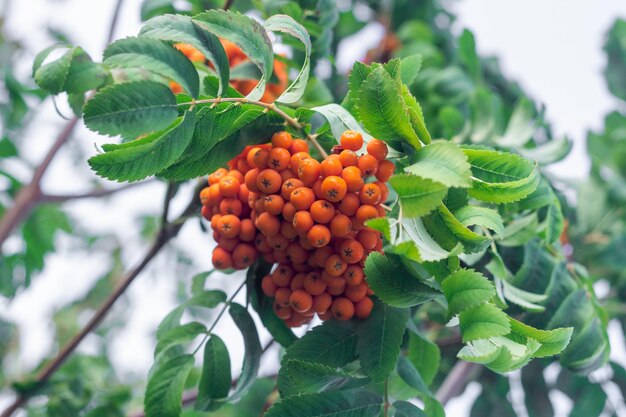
(181, 98), (328, 158)
(106, 0), (125, 44)
(435, 360), (481, 406)
(223, 0), (235, 10)
(39, 181), (149, 203)
(0, 182), (204, 417)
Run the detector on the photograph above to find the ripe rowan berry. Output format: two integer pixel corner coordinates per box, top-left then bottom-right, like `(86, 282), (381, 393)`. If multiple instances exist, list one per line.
(304, 271), (327, 295)
(340, 130), (364, 151)
(290, 139), (309, 154)
(320, 156), (343, 177)
(366, 139), (388, 160)
(219, 237), (238, 252)
(280, 222), (298, 240)
(286, 241), (308, 263)
(357, 154), (378, 177)
(220, 198), (243, 216)
(290, 272), (306, 291)
(226, 170), (244, 183)
(282, 202), (297, 222)
(310, 200), (335, 224)
(239, 219), (256, 242)
(290, 151), (310, 172)
(212, 246), (233, 270)
(244, 169), (260, 193)
(312, 292), (332, 314)
(340, 239), (365, 264)
(232, 243), (257, 269)
(293, 210), (314, 234)
(281, 178), (304, 200)
(360, 183), (382, 205)
(342, 166), (364, 192)
(268, 147), (291, 171)
(290, 290), (313, 313)
(261, 274), (277, 297)
(272, 264), (294, 287)
(356, 205), (379, 224)
(339, 149), (358, 167)
(321, 176), (347, 202)
(345, 282), (367, 302)
(263, 194), (285, 216)
(344, 265), (364, 286)
(267, 234), (289, 251)
(330, 213), (352, 237)
(307, 224), (331, 248)
(256, 212), (280, 237)
(217, 214), (241, 238)
(298, 158), (321, 186)
(355, 297), (374, 319)
(357, 229), (379, 250)
(331, 297), (355, 321)
(208, 168), (228, 185)
(219, 175), (240, 197)
(272, 131), (293, 149)
(325, 254), (347, 276)
(327, 280), (347, 296)
(338, 193), (360, 216)
(274, 302), (293, 320)
(290, 187), (315, 210)
(376, 159), (395, 182)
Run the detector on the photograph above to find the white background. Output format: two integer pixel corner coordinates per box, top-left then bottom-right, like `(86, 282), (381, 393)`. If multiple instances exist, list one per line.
(1, 0), (626, 416)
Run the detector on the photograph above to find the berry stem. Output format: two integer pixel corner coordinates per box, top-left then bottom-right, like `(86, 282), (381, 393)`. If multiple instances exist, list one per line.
(181, 97), (329, 158)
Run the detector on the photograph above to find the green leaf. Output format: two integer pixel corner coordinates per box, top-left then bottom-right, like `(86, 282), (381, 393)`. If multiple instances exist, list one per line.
(400, 54), (423, 86)
(400, 84), (432, 145)
(407, 330), (440, 386)
(278, 360), (363, 397)
(454, 206), (504, 238)
(193, 10), (273, 101)
(519, 136), (572, 165)
(104, 37), (199, 97)
(228, 303), (262, 401)
(88, 111), (195, 182)
(264, 14), (311, 103)
(394, 401), (427, 417)
(264, 390), (382, 417)
(543, 197), (564, 244)
(458, 29), (480, 81)
(144, 354), (194, 417)
(312, 103), (371, 142)
(508, 318), (572, 357)
(83, 80), (178, 138)
(405, 141), (472, 188)
(464, 147), (540, 203)
(157, 290), (226, 341)
(458, 336), (540, 373)
(396, 356), (431, 396)
(390, 174), (447, 218)
(357, 301), (409, 381)
(364, 253), (439, 308)
(604, 19), (626, 100)
(139, 14), (230, 96)
(424, 204), (491, 253)
(400, 217), (453, 262)
(495, 98), (536, 147)
(34, 46), (109, 94)
(196, 335), (231, 410)
(459, 303), (510, 342)
(442, 269), (495, 317)
(283, 320), (357, 368)
(356, 65), (421, 149)
(155, 322), (206, 355)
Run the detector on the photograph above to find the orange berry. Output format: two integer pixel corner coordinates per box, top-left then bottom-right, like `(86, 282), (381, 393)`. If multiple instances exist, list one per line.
(307, 225), (331, 248)
(342, 166), (364, 192)
(263, 194), (285, 216)
(256, 169), (282, 194)
(290, 151), (310, 172)
(298, 158), (321, 186)
(360, 183), (382, 205)
(274, 248), (289, 263)
(339, 149), (358, 167)
(320, 156), (343, 177)
(200, 187), (212, 206)
(290, 272), (307, 291)
(344, 265), (364, 286)
(267, 234), (289, 251)
(304, 272), (327, 296)
(290, 139), (309, 154)
(376, 160), (395, 182)
(367, 139), (388, 160)
(293, 210), (314, 234)
(356, 205), (379, 224)
(357, 229), (379, 250)
(355, 297), (374, 319)
(312, 292), (332, 314)
(331, 297), (355, 321)
(268, 147), (291, 171)
(272, 264), (294, 287)
(281, 221), (298, 240)
(217, 214), (241, 238)
(286, 241), (308, 263)
(299, 235), (315, 250)
(280, 169), (296, 182)
(290, 187), (315, 210)
(244, 168), (260, 193)
(239, 219), (256, 242)
(232, 243), (257, 269)
(254, 198), (266, 213)
(275, 287), (292, 306)
(325, 254), (347, 276)
(340, 239), (365, 264)
(281, 178), (304, 200)
(357, 154), (378, 177)
(376, 204), (386, 217)
(261, 274), (277, 296)
(274, 302), (293, 320)
(226, 170), (244, 183)
(212, 246), (233, 270)
(293, 262), (310, 273)
(313, 246), (334, 268)
(201, 205), (212, 220)
(345, 282), (367, 302)
(237, 158), (251, 173)
(272, 131), (293, 149)
(377, 181), (389, 202)
(256, 212), (281, 237)
(321, 176), (347, 202)
(251, 148), (270, 169)
(208, 168), (228, 185)
(290, 289), (313, 313)
(262, 253), (276, 264)
(238, 184), (250, 204)
(219, 198), (243, 216)
(319, 310), (333, 321)
(210, 214), (222, 231)
(219, 175), (240, 197)
(312, 178), (324, 199)
(310, 200), (335, 224)
(327, 280), (346, 296)
(330, 213), (352, 237)
(282, 202), (297, 222)
(218, 237), (238, 252)
(340, 130), (364, 151)
(338, 193), (360, 216)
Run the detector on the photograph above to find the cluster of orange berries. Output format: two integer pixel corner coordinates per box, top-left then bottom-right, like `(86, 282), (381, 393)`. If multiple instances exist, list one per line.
(172, 41), (288, 103)
(200, 130), (395, 327)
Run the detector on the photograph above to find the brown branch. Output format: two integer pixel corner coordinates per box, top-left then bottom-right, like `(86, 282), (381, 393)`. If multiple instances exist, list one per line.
(0, 182), (203, 417)
(223, 0), (235, 11)
(435, 360), (481, 406)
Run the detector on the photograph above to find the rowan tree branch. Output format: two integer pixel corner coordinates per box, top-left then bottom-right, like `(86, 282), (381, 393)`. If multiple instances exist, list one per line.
(435, 360), (481, 406)
(0, 181), (204, 417)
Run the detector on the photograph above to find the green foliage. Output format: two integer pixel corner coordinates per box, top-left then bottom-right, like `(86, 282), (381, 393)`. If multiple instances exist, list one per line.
(264, 390), (382, 417)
